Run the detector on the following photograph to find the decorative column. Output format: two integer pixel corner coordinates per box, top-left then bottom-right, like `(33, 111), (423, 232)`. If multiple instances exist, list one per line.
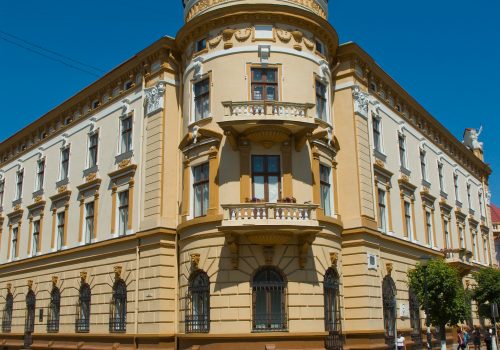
(312, 146), (321, 214)
(431, 208), (437, 247)
(400, 192), (407, 238)
(239, 139), (251, 203)
(93, 191), (99, 240)
(63, 203), (69, 247)
(128, 179), (135, 230)
(51, 209), (57, 249)
(207, 146), (219, 216)
(281, 139), (293, 199)
(111, 186), (117, 234)
(410, 198), (417, 241)
(78, 197), (85, 243)
(27, 216), (33, 255)
(331, 160), (339, 216)
(38, 213), (44, 254)
(386, 184), (393, 233)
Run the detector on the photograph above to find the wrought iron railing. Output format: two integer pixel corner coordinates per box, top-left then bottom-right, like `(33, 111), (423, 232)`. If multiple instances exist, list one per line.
(47, 318), (59, 333)
(325, 330), (344, 350)
(75, 318), (90, 333)
(1, 318), (11, 333)
(185, 315), (210, 333)
(252, 313), (288, 332)
(109, 316), (126, 333)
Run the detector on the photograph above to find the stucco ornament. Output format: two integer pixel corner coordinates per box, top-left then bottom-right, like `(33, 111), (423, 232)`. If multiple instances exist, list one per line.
(352, 85), (369, 117)
(144, 81), (166, 116)
(192, 56), (204, 79)
(192, 125), (200, 144)
(463, 126), (483, 150)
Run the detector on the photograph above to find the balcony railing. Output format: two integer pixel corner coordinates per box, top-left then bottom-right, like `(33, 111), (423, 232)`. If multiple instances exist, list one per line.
(222, 202), (317, 222)
(444, 248), (473, 264)
(222, 101), (315, 121)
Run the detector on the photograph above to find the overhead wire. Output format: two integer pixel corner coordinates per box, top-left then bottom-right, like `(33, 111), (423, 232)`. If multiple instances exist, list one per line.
(0, 30), (103, 77)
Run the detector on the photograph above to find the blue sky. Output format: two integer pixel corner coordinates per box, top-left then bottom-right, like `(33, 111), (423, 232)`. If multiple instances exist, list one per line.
(0, 1), (499, 201)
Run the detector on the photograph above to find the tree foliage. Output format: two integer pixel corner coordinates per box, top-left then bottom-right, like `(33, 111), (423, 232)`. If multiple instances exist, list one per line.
(471, 267), (500, 319)
(408, 259), (470, 328)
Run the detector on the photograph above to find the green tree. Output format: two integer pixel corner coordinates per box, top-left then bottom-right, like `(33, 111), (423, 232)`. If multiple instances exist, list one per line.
(408, 259), (470, 350)
(471, 267), (500, 320)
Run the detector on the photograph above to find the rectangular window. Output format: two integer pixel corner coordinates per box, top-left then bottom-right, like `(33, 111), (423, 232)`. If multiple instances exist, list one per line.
(193, 163), (210, 217)
(483, 237), (489, 265)
(120, 116), (133, 154)
(404, 201), (412, 238)
(251, 68), (278, 101)
(32, 220), (40, 255)
(252, 156), (280, 203)
(467, 184), (472, 210)
(479, 193), (484, 217)
(84, 202), (95, 244)
(315, 39), (325, 55)
(196, 38), (207, 52)
(60, 148), (70, 181)
(88, 133), (99, 168)
(56, 212), (65, 250)
(438, 163), (444, 192)
(454, 174), (460, 202)
(16, 170), (24, 200)
(315, 80), (327, 121)
(420, 150), (427, 181)
(398, 135), (406, 168)
(372, 118), (382, 152)
(444, 219), (451, 250)
(118, 191), (129, 236)
(472, 231), (478, 260)
(377, 188), (387, 233)
(194, 79), (210, 121)
(254, 25), (273, 40)
(36, 159), (45, 191)
(425, 211), (433, 246)
(11, 227), (18, 260)
(459, 226), (465, 249)
(320, 165), (332, 216)
(0, 180), (4, 207)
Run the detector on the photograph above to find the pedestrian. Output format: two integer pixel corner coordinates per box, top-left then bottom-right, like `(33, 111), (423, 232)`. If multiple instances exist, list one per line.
(464, 328), (470, 348)
(472, 326), (481, 350)
(396, 332), (406, 350)
(458, 329), (466, 350)
(484, 328), (492, 350)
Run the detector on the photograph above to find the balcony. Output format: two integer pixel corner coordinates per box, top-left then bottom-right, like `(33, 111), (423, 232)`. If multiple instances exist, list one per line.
(220, 202), (321, 244)
(219, 101), (318, 150)
(444, 248), (473, 275)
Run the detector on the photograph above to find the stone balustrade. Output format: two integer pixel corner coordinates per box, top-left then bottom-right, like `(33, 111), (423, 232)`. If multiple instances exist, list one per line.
(222, 101), (315, 121)
(222, 202), (317, 222)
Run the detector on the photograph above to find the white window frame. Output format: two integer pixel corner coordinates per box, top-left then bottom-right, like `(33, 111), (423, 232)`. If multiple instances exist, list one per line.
(319, 163), (334, 217)
(425, 210), (434, 247)
(119, 114), (134, 155)
(404, 200), (412, 239)
(87, 130), (100, 169)
(56, 211), (65, 251)
(117, 190), (130, 236)
(398, 133), (407, 169)
(478, 191), (485, 218)
(254, 25), (274, 40)
(459, 224), (465, 249)
(438, 162), (445, 193)
(15, 169), (24, 200)
(419, 149), (428, 182)
(31, 219), (40, 256)
(84, 201), (95, 244)
(35, 158), (45, 192)
(10, 226), (19, 260)
(0, 179), (4, 207)
(315, 79), (330, 122)
(372, 114), (383, 154)
(59, 146), (70, 181)
(377, 188), (387, 233)
(466, 183), (473, 211)
(192, 77), (211, 123)
(454, 173), (460, 203)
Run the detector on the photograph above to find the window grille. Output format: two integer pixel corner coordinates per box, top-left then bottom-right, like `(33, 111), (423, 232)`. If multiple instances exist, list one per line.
(324, 267), (343, 350)
(47, 287), (60, 333)
(409, 287), (422, 346)
(2, 292), (13, 333)
(25, 290), (36, 333)
(252, 267), (287, 332)
(382, 275), (396, 348)
(186, 271), (210, 333)
(76, 283), (91, 333)
(109, 279), (127, 333)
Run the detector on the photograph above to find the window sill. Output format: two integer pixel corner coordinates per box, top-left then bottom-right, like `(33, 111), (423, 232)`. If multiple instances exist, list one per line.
(83, 165), (99, 177)
(188, 116), (212, 129)
(469, 208), (475, 216)
(314, 118), (332, 129)
(421, 179), (432, 189)
(373, 149), (387, 162)
(32, 189), (44, 198)
(12, 198), (22, 207)
(400, 166), (411, 177)
(115, 150), (134, 164)
(456, 200), (463, 208)
(440, 191), (448, 199)
(56, 178), (69, 188)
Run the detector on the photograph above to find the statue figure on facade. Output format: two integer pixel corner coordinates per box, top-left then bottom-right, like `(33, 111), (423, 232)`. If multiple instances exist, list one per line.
(463, 126), (483, 150)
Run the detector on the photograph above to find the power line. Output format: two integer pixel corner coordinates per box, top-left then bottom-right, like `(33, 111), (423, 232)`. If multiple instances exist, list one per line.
(0, 34), (101, 78)
(0, 29), (105, 73)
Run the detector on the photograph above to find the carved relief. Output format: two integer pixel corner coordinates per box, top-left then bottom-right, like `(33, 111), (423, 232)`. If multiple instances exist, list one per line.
(144, 81), (166, 116)
(118, 159), (131, 169)
(352, 85), (370, 117)
(57, 185), (68, 194)
(235, 28), (251, 41)
(275, 29), (291, 43)
(303, 37), (315, 50)
(208, 34), (223, 48)
(330, 252), (338, 267)
(113, 266), (122, 280)
(190, 253), (201, 269)
(85, 172), (97, 182)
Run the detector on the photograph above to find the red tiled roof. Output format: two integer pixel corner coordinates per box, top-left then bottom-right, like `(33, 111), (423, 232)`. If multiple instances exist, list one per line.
(491, 204), (500, 223)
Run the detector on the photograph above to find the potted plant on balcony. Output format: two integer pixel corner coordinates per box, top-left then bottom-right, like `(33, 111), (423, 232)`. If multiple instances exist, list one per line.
(278, 197), (296, 204)
(246, 197), (264, 203)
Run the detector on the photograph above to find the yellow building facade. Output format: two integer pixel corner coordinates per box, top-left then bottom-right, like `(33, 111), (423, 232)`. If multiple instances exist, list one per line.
(0, 1), (494, 349)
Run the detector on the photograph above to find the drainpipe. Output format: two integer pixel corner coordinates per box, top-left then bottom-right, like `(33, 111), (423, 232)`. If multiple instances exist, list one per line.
(135, 239), (141, 334)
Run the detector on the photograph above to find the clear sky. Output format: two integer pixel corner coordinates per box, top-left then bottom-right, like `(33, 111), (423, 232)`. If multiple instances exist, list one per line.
(0, 1), (499, 201)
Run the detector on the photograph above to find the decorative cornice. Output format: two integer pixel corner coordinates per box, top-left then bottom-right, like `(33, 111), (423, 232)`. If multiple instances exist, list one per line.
(76, 178), (102, 193)
(49, 189), (72, 204)
(27, 199), (46, 212)
(108, 164), (137, 182)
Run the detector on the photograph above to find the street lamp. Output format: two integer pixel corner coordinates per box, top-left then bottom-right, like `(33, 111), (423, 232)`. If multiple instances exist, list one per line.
(420, 255), (432, 350)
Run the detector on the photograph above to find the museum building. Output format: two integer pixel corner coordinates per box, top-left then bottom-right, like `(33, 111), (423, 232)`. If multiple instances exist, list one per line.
(0, 0), (495, 349)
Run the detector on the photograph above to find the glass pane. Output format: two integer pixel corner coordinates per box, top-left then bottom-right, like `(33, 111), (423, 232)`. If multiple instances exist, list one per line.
(268, 176), (279, 203)
(270, 289), (283, 328)
(252, 156), (264, 172)
(322, 185), (332, 216)
(267, 156), (280, 173)
(266, 86), (276, 100)
(266, 69), (276, 82)
(254, 176), (265, 200)
(202, 183), (209, 216)
(252, 69), (263, 82)
(194, 186), (202, 217)
(255, 289), (267, 329)
(253, 86), (263, 100)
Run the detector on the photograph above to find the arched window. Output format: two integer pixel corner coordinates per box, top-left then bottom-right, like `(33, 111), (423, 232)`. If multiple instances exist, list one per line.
(76, 283), (91, 333)
(324, 268), (341, 332)
(186, 270), (210, 333)
(2, 292), (13, 333)
(252, 267), (287, 332)
(47, 286), (61, 332)
(382, 275), (397, 348)
(109, 279), (127, 333)
(25, 290), (36, 333)
(409, 287), (422, 345)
